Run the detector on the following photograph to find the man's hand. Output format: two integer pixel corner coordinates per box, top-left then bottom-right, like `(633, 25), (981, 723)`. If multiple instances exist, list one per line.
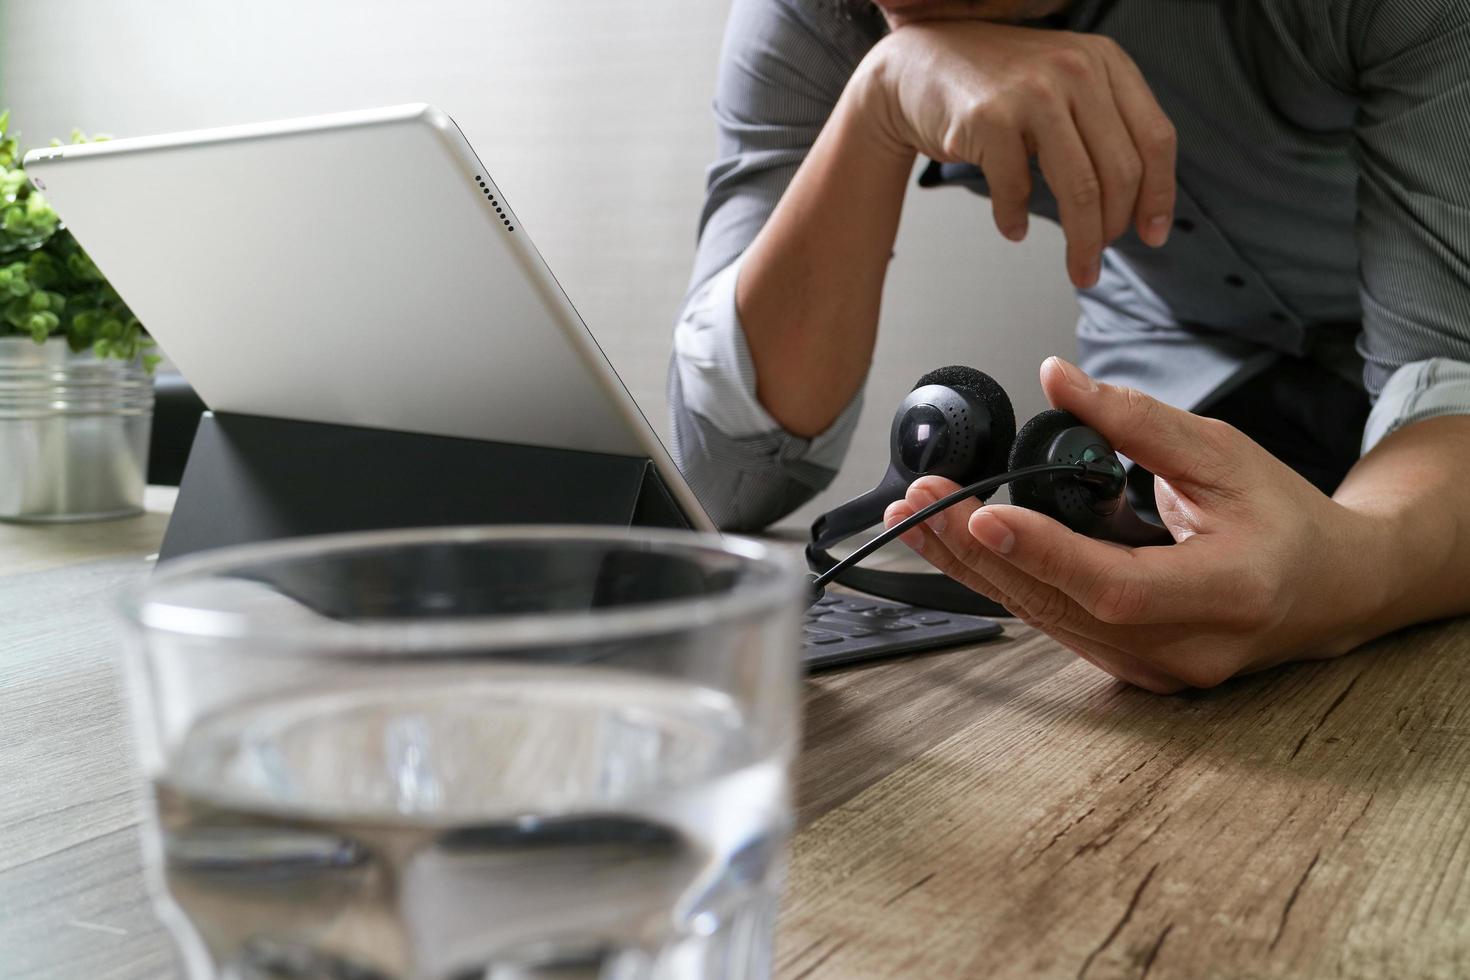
(854, 20), (1177, 287)
(882, 358), (1398, 694)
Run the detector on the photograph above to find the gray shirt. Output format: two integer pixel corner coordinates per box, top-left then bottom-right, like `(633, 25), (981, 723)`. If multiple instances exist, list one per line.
(668, 0), (1470, 531)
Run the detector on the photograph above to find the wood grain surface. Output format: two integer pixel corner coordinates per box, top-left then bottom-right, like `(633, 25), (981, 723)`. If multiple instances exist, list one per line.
(2, 498), (1467, 979)
(781, 622), (1470, 980)
(0, 486), (175, 575)
(0, 556), (178, 978)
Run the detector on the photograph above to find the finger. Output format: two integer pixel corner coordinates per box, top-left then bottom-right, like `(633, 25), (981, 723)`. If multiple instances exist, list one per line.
(978, 132), (1032, 242)
(902, 483), (1107, 636)
(1038, 356), (1244, 492)
(969, 504), (1251, 627)
(882, 499), (928, 552)
(1101, 46), (1176, 247)
(1068, 76), (1142, 245)
(1030, 100), (1105, 288)
(904, 477), (1013, 601)
(908, 475), (985, 537)
(906, 480), (1198, 652)
(891, 494), (1189, 692)
(885, 496), (1014, 605)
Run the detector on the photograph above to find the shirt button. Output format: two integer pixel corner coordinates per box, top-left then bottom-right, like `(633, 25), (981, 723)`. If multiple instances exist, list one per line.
(1224, 274), (1246, 288)
(1173, 218), (1195, 233)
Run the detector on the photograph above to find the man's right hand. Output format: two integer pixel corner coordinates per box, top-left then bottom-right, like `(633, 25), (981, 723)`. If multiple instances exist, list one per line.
(852, 20), (1177, 288)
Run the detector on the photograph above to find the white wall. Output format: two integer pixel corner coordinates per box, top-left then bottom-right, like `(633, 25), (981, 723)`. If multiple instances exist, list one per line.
(0, 0), (1079, 524)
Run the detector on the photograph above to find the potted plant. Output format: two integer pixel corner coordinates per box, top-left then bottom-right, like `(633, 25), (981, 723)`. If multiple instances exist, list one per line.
(0, 110), (159, 522)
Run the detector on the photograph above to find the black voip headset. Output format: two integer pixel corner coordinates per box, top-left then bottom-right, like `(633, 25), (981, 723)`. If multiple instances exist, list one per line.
(806, 365), (1173, 615)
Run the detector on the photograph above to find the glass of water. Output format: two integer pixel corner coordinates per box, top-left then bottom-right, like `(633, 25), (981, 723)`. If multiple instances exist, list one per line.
(120, 526), (805, 980)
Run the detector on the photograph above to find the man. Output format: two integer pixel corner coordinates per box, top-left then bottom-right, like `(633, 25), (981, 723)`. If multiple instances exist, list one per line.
(667, 0), (1470, 692)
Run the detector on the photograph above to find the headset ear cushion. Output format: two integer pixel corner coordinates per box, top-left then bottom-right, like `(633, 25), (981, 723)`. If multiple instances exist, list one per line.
(913, 365), (1016, 483)
(1007, 409), (1083, 511)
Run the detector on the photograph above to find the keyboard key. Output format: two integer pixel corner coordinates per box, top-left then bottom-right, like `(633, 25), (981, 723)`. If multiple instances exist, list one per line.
(841, 600), (875, 612)
(815, 596), (840, 606)
(816, 620), (877, 638)
(913, 614), (950, 625)
(878, 621), (915, 632)
(823, 612), (890, 628)
(803, 629), (844, 645)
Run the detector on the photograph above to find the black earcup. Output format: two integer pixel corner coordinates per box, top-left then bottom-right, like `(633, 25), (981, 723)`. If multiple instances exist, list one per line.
(1006, 407), (1173, 545)
(912, 365), (1016, 484)
(817, 366), (1017, 548)
(1007, 408), (1082, 511)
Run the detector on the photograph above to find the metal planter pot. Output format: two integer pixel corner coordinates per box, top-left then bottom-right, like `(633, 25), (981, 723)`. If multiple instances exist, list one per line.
(0, 336), (153, 522)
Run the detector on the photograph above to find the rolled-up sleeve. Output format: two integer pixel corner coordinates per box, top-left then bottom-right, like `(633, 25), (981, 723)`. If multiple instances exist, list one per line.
(667, 0), (876, 531)
(1351, 0), (1470, 451)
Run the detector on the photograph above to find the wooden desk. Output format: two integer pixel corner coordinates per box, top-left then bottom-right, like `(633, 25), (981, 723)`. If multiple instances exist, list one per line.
(3, 495), (1468, 979)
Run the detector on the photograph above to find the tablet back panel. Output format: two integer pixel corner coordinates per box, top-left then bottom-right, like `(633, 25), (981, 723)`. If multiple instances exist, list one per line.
(25, 105), (712, 528)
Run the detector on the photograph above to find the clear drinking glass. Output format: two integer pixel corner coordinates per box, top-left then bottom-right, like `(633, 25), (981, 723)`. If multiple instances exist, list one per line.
(119, 526), (805, 980)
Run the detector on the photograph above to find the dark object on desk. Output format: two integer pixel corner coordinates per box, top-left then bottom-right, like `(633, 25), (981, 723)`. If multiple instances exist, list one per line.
(159, 411), (689, 561)
(147, 371), (206, 486)
(810, 366), (1170, 618)
(163, 411), (988, 664)
(802, 593), (1003, 671)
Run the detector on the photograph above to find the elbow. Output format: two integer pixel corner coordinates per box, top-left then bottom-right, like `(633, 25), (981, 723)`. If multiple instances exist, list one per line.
(668, 410), (837, 533)
(665, 349), (849, 531)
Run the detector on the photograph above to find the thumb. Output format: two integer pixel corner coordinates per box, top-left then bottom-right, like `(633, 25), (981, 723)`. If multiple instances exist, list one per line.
(1038, 357), (1237, 489)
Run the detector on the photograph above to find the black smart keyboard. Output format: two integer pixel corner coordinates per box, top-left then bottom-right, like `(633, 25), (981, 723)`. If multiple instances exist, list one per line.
(801, 593), (1004, 671)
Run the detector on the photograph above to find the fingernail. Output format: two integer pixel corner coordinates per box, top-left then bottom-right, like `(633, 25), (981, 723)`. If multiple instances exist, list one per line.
(1048, 356), (1097, 392)
(1005, 223), (1028, 242)
(1146, 214), (1170, 246)
(926, 512), (947, 535)
(1085, 258), (1101, 286)
(971, 511), (1015, 555)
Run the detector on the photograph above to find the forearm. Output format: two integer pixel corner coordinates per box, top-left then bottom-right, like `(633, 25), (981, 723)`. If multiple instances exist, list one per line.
(1331, 415), (1470, 647)
(736, 59), (913, 437)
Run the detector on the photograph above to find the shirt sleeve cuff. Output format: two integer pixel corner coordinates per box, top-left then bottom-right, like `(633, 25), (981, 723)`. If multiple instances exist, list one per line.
(672, 254), (863, 471)
(1362, 357), (1470, 453)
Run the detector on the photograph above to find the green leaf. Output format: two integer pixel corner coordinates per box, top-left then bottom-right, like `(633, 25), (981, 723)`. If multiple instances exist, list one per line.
(0, 169), (25, 202)
(66, 249), (102, 282)
(25, 251), (57, 287)
(0, 262), (28, 297)
(4, 296), (30, 327)
(25, 309), (58, 340)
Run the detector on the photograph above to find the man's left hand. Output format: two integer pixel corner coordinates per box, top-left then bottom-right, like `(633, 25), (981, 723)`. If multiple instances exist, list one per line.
(883, 357), (1394, 693)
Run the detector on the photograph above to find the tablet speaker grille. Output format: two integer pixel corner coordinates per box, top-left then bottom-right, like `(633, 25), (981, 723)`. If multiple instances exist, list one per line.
(474, 175), (515, 233)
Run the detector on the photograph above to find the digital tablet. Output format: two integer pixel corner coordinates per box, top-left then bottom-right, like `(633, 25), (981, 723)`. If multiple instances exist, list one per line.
(24, 104), (713, 531)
